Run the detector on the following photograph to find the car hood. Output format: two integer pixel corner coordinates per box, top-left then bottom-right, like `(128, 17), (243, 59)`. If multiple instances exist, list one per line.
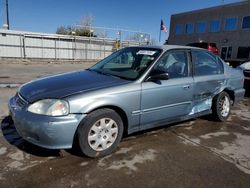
(238, 61), (250, 70)
(19, 70), (130, 103)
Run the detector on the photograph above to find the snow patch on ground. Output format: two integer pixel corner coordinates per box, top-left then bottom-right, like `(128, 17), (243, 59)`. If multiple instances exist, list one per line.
(7, 161), (23, 169)
(80, 162), (88, 167)
(115, 147), (133, 154)
(242, 126), (250, 131)
(7, 150), (24, 161)
(200, 132), (230, 139)
(0, 147), (7, 155)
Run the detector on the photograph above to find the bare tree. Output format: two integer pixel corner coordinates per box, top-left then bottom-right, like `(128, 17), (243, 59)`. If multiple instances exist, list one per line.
(79, 14), (94, 28)
(56, 15), (96, 37)
(150, 38), (158, 45)
(126, 32), (150, 43)
(56, 26), (68, 35)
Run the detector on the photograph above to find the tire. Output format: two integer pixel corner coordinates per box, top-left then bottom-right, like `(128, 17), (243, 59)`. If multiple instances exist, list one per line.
(77, 108), (123, 158)
(212, 91), (231, 122)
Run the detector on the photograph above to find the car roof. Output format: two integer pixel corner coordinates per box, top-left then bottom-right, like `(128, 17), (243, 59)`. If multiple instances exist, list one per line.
(135, 45), (202, 52)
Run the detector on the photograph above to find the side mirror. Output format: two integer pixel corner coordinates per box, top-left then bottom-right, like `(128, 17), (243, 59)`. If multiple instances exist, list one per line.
(146, 70), (169, 81)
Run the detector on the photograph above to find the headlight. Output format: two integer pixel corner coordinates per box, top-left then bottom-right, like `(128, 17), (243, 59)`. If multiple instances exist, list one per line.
(27, 99), (69, 116)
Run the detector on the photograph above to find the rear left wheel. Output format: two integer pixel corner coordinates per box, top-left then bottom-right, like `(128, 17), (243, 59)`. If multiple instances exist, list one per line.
(212, 91), (231, 122)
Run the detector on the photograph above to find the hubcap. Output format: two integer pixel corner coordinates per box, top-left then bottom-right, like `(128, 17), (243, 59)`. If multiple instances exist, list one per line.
(219, 96), (230, 117)
(88, 118), (118, 151)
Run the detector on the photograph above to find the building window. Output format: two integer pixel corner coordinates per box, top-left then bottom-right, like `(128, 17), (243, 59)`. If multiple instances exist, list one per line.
(210, 20), (220, 32)
(175, 24), (183, 35)
(196, 22), (206, 33)
(237, 47), (250, 59)
(242, 16), (250, 29)
(185, 23), (194, 34)
(224, 17), (237, 31)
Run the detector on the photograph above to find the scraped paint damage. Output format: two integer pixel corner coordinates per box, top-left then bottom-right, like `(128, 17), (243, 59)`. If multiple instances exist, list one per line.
(189, 98), (212, 115)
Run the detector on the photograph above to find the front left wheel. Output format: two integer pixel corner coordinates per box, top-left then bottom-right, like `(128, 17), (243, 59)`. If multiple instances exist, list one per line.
(77, 108), (124, 158)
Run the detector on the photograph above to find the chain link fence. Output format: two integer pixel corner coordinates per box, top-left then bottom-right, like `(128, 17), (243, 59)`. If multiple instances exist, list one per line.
(0, 29), (150, 60)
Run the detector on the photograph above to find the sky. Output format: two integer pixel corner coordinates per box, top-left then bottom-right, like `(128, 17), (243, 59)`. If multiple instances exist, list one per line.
(0, 0), (241, 43)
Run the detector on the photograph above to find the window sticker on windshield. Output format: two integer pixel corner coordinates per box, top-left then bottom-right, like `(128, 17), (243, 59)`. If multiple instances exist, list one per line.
(136, 50), (156, 56)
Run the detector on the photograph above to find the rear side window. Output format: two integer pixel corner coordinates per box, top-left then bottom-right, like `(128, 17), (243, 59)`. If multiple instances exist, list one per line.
(192, 51), (223, 76)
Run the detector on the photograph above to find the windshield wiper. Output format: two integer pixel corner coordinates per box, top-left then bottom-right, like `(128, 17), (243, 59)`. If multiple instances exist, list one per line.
(86, 68), (95, 72)
(87, 69), (132, 80)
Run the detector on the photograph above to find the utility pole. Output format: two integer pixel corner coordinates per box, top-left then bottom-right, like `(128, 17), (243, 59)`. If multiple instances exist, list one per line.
(6, 0), (10, 29)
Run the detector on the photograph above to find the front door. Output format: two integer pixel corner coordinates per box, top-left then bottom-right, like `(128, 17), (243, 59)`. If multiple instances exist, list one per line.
(140, 50), (194, 129)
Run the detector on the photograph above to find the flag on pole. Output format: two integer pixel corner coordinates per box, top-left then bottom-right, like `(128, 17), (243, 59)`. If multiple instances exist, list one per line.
(160, 19), (167, 32)
(159, 19), (167, 42)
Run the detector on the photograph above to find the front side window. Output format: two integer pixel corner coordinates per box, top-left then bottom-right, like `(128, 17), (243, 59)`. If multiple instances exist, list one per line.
(175, 24), (184, 35)
(197, 22), (206, 33)
(225, 17), (237, 31)
(153, 51), (188, 79)
(186, 23), (194, 34)
(90, 47), (162, 80)
(210, 20), (220, 32)
(192, 51), (223, 76)
(242, 16), (250, 29)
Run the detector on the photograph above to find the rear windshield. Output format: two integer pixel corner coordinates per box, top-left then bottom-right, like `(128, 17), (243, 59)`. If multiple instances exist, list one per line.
(187, 43), (208, 49)
(209, 43), (217, 48)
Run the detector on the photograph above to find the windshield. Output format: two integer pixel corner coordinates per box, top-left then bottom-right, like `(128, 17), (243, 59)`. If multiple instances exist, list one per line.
(89, 47), (162, 80)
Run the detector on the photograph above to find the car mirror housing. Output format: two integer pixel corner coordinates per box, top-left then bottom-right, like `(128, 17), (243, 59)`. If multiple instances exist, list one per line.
(146, 70), (169, 81)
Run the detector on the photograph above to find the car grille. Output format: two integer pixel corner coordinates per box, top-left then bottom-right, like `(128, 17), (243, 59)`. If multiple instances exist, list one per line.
(243, 70), (250, 78)
(15, 93), (28, 108)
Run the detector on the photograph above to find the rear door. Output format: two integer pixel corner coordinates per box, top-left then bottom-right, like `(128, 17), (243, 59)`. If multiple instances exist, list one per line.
(140, 49), (194, 129)
(191, 50), (224, 114)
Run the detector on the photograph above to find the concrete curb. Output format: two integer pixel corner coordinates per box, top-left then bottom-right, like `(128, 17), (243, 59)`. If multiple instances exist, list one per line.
(0, 84), (21, 88)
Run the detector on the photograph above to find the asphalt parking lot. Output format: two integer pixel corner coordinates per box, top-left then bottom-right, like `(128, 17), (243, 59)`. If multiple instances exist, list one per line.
(0, 60), (250, 188)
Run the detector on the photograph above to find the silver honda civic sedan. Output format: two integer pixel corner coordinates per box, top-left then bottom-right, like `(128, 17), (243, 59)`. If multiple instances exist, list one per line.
(9, 45), (245, 157)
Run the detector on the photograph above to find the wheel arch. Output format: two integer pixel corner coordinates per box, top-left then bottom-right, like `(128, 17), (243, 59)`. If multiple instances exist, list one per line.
(87, 105), (129, 136)
(223, 88), (235, 105)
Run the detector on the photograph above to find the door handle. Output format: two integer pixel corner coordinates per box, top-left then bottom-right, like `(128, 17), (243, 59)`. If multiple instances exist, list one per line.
(183, 85), (190, 89)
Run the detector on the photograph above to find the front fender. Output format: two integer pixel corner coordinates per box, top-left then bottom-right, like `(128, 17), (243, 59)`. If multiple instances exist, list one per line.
(66, 84), (141, 133)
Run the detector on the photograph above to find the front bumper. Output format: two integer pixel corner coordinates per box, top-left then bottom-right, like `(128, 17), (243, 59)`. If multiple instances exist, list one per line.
(8, 96), (86, 149)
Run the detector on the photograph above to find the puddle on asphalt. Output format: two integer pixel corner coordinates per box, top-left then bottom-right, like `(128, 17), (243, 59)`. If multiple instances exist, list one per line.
(215, 133), (250, 174)
(179, 130), (250, 175)
(97, 148), (157, 172)
(232, 103), (250, 121)
(178, 133), (201, 146)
